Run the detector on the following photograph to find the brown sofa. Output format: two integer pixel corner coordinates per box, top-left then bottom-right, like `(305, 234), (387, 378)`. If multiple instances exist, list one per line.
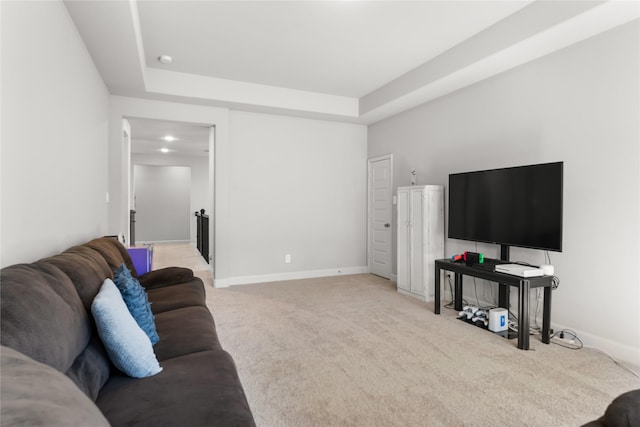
(1, 237), (255, 426)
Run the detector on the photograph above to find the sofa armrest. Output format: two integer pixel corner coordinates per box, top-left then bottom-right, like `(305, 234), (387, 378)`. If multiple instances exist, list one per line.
(581, 389), (640, 427)
(603, 389), (640, 427)
(139, 267), (194, 290)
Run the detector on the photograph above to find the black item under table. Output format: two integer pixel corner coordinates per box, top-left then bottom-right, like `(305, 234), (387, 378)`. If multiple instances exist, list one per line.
(434, 258), (554, 350)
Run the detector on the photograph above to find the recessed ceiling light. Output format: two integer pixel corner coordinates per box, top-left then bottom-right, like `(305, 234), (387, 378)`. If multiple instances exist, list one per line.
(160, 148), (170, 153)
(158, 55), (173, 64)
(163, 135), (176, 142)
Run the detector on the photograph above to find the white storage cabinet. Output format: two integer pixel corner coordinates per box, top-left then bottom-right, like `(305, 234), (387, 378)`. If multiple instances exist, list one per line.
(396, 185), (444, 301)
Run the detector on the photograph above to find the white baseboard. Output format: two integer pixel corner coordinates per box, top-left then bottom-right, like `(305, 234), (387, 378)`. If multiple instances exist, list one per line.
(397, 287), (432, 302)
(136, 239), (191, 245)
(214, 266), (369, 288)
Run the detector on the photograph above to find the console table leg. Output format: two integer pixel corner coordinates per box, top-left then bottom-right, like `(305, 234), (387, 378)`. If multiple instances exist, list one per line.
(454, 273), (463, 311)
(518, 280), (530, 350)
(498, 283), (509, 309)
(542, 285), (552, 344)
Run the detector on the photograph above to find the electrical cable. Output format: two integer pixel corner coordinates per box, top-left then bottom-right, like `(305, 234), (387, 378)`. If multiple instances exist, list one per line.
(551, 329), (583, 350)
(533, 288), (542, 328)
(473, 277), (481, 307)
(444, 275), (467, 309)
(482, 279), (497, 308)
(444, 275), (455, 309)
(507, 292), (542, 335)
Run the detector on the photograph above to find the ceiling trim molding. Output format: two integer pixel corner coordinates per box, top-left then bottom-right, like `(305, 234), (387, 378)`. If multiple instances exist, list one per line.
(144, 68), (359, 118)
(67, 0), (639, 125)
(360, 1), (640, 124)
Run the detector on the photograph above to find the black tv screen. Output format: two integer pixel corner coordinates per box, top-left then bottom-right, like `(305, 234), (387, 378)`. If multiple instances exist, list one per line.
(448, 162), (563, 252)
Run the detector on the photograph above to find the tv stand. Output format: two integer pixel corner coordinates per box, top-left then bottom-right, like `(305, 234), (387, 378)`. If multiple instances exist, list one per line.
(434, 257), (554, 350)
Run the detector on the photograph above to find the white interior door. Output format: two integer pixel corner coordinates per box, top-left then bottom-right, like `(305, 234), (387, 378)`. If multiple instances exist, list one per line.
(368, 155), (392, 279)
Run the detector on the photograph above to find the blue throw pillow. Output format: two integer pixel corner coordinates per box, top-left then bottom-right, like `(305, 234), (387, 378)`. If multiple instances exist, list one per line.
(91, 279), (162, 378)
(113, 264), (159, 345)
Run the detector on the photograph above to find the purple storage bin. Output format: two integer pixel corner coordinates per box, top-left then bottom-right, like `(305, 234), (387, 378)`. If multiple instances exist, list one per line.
(126, 246), (153, 275)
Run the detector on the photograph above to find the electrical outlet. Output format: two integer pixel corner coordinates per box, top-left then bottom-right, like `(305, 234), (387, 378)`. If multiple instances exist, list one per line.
(285, 254), (291, 264)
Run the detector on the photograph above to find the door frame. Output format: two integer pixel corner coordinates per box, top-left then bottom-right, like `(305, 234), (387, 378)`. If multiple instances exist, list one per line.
(122, 119), (132, 245)
(367, 153), (393, 279)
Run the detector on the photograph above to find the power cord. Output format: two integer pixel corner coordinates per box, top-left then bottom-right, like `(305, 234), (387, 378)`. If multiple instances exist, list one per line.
(506, 304), (543, 336)
(551, 329), (583, 350)
(473, 277), (481, 307)
(444, 275), (468, 309)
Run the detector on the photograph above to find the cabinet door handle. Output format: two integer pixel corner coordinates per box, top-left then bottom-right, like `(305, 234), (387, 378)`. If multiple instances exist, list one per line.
(384, 223), (390, 228)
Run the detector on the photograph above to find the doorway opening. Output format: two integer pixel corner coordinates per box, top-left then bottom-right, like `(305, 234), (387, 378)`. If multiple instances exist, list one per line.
(124, 117), (214, 270)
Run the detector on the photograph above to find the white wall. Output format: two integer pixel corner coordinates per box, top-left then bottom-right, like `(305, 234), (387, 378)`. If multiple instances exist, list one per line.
(108, 98), (368, 286)
(368, 22), (640, 363)
(132, 153), (209, 244)
(133, 165), (191, 243)
(224, 111), (368, 284)
(0, 1), (109, 267)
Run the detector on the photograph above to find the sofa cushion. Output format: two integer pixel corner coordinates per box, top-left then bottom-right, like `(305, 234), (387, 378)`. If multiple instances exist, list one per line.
(43, 245), (113, 311)
(91, 279), (162, 378)
(1, 345), (110, 427)
(85, 237), (136, 275)
(113, 264), (159, 345)
(0, 263), (90, 373)
(153, 306), (221, 361)
(65, 336), (112, 401)
(96, 350), (256, 427)
(147, 278), (206, 314)
(42, 247), (117, 399)
(139, 266), (195, 289)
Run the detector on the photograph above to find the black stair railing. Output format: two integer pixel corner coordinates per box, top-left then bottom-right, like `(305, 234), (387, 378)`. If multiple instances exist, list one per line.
(195, 209), (209, 263)
(129, 210), (136, 247)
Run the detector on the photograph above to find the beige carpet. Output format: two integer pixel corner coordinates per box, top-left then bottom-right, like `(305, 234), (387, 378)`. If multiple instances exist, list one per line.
(153, 243), (640, 427)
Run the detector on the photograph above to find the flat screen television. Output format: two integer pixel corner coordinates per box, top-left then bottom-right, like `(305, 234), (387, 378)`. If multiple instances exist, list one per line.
(448, 162), (563, 253)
